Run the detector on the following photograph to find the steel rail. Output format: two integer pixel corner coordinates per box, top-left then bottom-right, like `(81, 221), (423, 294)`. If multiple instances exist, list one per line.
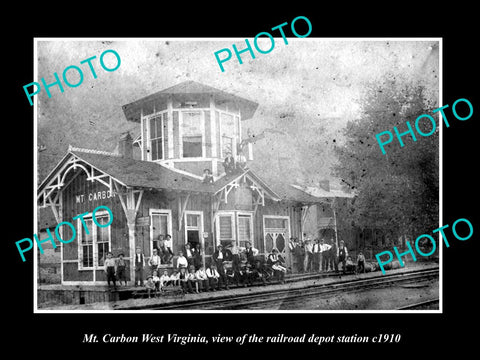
(141, 267), (439, 310)
(396, 298), (440, 310)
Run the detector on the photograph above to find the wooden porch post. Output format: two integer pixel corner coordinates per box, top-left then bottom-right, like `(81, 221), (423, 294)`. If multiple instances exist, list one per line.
(114, 182), (144, 285)
(126, 210), (136, 285)
(332, 198), (339, 249)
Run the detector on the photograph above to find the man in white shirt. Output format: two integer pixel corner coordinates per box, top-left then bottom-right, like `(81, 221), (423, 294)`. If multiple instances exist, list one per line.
(134, 247), (146, 287)
(244, 241), (259, 266)
(195, 266), (209, 292)
(169, 270), (180, 286)
(229, 240), (242, 284)
(159, 270), (171, 288)
(184, 243), (194, 268)
(176, 251), (188, 269)
(319, 238), (332, 272)
(148, 248), (161, 274)
(304, 238), (313, 272)
(312, 239), (321, 272)
(212, 245), (229, 289)
(163, 234), (174, 263)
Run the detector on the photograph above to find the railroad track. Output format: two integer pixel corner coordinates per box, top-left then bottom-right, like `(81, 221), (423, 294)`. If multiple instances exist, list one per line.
(397, 298), (439, 310)
(135, 267), (439, 310)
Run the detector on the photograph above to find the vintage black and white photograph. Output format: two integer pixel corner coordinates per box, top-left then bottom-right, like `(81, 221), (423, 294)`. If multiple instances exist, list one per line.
(34, 38), (440, 312)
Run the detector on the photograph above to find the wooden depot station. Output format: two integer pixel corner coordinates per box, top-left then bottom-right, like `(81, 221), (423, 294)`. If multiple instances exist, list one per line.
(37, 81), (349, 286)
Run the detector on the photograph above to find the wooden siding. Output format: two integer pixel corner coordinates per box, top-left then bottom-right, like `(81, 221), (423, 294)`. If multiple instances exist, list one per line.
(63, 262), (93, 282)
(204, 110), (211, 158)
(163, 113), (169, 161)
(173, 111), (179, 158)
(59, 168), (305, 281)
(61, 170), (127, 260)
(218, 186), (253, 212)
(142, 117), (148, 160)
(215, 111), (221, 158)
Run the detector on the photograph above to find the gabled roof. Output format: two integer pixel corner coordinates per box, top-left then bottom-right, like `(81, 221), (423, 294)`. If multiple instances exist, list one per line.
(122, 80), (259, 122)
(266, 181), (326, 204)
(291, 184), (356, 199)
(214, 168), (281, 201)
(38, 149), (280, 201)
(70, 150), (213, 193)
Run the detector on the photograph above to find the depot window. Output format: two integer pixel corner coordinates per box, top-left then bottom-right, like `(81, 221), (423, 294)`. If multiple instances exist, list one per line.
(216, 212), (235, 248)
(148, 112), (168, 161)
(237, 213), (253, 248)
(181, 111), (204, 158)
(215, 211), (254, 249)
(77, 212), (111, 270)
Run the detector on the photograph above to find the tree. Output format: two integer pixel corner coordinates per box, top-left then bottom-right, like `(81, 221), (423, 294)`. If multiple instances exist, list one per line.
(332, 79), (439, 244)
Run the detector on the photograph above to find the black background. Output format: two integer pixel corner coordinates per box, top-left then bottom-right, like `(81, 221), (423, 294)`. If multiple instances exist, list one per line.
(7, 5), (477, 355)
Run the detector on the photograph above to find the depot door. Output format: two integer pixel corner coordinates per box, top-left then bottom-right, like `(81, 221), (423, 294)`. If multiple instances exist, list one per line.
(185, 211), (204, 267)
(263, 216), (290, 266)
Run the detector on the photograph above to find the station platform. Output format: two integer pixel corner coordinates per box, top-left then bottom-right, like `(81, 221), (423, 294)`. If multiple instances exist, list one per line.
(37, 261), (439, 311)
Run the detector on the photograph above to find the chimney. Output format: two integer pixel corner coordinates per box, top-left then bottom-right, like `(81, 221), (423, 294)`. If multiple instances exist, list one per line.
(319, 179), (330, 192)
(118, 132), (133, 158)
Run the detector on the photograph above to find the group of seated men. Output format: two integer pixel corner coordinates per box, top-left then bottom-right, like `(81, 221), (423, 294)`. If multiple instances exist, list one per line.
(144, 241), (287, 297)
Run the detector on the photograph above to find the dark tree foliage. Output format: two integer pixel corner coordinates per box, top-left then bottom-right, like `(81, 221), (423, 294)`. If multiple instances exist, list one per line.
(332, 80), (439, 241)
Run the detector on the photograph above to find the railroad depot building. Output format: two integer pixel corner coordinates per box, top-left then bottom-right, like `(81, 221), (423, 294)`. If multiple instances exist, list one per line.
(37, 81), (348, 286)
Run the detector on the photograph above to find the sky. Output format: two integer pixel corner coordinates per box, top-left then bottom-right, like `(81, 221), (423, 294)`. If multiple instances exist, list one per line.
(36, 38), (440, 185)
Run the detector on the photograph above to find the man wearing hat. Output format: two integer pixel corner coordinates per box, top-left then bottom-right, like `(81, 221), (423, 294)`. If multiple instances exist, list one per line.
(212, 244), (229, 289)
(319, 238), (332, 272)
(337, 240), (349, 274)
(116, 253), (127, 286)
(303, 238), (314, 273)
(325, 238), (337, 272)
(148, 248), (162, 275)
(244, 241), (258, 266)
(223, 152), (235, 175)
(267, 248), (287, 283)
(134, 246), (145, 287)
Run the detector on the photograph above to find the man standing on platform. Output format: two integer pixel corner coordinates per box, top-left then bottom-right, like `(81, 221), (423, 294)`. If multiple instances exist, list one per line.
(288, 238), (300, 273)
(312, 239), (321, 272)
(293, 238), (305, 273)
(326, 238), (337, 272)
(303, 238), (313, 273)
(229, 240), (242, 285)
(184, 243), (194, 268)
(319, 238), (332, 272)
(213, 244), (230, 290)
(245, 241), (258, 266)
(337, 240), (349, 274)
(134, 247), (145, 287)
(163, 234), (174, 264)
